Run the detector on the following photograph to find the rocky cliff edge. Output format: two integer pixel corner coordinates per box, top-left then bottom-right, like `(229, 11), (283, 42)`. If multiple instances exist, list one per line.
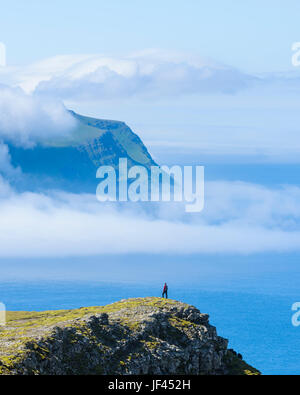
(0, 297), (260, 375)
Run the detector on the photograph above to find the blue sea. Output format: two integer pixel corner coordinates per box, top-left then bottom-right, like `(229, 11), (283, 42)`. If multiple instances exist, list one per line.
(0, 279), (298, 375)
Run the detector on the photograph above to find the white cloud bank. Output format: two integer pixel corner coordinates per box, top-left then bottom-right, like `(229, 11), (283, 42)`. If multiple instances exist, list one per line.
(0, 85), (77, 147)
(0, 180), (299, 257)
(0, 50), (254, 99)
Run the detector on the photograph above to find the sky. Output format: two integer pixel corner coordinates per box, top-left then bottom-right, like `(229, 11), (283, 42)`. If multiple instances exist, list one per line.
(1, 0), (300, 72)
(0, 2), (300, 278)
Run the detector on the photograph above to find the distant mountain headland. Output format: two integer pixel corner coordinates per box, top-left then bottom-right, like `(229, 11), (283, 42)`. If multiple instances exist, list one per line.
(8, 111), (156, 192)
(0, 298), (259, 375)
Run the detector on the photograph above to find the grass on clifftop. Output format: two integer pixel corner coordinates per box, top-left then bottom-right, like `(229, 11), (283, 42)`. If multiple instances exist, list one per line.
(5, 297), (182, 327)
(0, 298), (182, 357)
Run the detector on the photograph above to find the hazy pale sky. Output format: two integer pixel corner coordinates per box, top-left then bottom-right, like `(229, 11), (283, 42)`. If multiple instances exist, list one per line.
(1, 0), (300, 72)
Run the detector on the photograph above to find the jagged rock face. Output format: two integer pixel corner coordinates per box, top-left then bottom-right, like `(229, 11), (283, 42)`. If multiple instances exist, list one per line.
(0, 298), (259, 375)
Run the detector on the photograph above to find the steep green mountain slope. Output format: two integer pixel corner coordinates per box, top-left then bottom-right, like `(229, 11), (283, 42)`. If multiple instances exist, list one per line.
(8, 111), (156, 192)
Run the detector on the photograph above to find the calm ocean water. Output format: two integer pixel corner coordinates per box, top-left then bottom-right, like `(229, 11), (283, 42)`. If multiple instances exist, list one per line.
(0, 280), (298, 375)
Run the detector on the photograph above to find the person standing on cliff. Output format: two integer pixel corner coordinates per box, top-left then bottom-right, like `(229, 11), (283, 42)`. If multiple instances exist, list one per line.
(162, 283), (168, 299)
